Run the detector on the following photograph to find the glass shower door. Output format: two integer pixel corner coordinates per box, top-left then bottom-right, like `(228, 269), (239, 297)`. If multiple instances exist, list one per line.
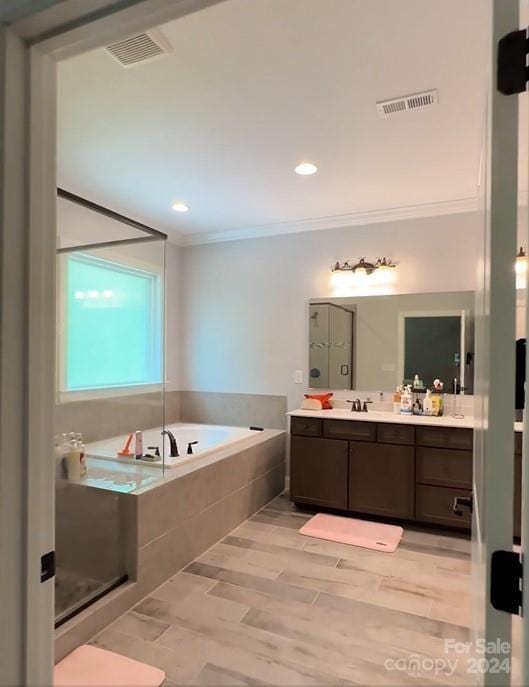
(54, 191), (166, 625)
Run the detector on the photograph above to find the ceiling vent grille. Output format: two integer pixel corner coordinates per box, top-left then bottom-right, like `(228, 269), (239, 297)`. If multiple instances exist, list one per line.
(376, 90), (438, 118)
(105, 29), (173, 68)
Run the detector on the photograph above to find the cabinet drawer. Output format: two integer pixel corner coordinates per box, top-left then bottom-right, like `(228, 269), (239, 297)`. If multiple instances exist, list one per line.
(377, 423), (415, 445)
(415, 485), (471, 529)
(416, 426), (473, 451)
(323, 419), (376, 442)
(291, 417), (322, 437)
(416, 447), (472, 489)
(290, 436), (348, 509)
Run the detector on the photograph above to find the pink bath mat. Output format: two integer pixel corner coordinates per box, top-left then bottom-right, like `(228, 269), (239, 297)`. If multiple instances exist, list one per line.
(54, 645), (165, 686)
(299, 513), (403, 553)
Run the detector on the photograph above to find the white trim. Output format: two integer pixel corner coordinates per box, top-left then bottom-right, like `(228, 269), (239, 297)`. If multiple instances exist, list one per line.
(179, 197), (479, 246)
(58, 381), (164, 404)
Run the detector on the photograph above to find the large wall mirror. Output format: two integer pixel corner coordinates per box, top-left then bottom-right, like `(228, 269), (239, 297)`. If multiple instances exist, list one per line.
(309, 291), (474, 393)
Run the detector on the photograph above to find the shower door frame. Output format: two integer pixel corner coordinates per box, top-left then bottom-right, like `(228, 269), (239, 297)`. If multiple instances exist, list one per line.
(0, 1), (221, 684)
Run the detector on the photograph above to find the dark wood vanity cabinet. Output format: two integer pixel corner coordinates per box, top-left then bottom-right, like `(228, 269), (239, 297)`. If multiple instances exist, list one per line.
(290, 417), (522, 534)
(348, 442), (414, 519)
(290, 436), (348, 510)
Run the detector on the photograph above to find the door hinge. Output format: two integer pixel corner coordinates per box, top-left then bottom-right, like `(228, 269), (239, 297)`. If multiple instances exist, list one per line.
(498, 28), (529, 95)
(40, 550), (56, 583)
(490, 550), (522, 615)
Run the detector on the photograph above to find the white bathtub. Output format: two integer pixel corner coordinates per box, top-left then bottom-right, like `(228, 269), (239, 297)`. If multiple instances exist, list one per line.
(86, 423), (259, 469)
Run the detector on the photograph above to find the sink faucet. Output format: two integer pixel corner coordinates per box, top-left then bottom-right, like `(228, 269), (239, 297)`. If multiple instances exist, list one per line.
(347, 398), (373, 412)
(347, 399), (362, 412)
(161, 429), (179, 457)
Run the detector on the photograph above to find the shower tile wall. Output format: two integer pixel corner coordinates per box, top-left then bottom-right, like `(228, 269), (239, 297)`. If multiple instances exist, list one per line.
(55, 390), (286, 442)
(55, 390), (180, 442)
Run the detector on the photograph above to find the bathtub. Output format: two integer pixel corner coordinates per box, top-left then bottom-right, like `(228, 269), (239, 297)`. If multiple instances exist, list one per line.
(86, 423), (259, 469)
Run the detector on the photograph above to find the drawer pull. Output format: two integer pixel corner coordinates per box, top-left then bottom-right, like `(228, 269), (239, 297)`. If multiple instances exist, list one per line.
(453, 495), (473, 516)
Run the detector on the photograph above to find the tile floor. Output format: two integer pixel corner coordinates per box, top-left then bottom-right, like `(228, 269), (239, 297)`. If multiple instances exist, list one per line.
(91, 493), (476, 686)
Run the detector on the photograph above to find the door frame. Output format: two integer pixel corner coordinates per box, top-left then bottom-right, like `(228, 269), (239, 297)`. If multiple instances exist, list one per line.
(0, 1), (222, 684)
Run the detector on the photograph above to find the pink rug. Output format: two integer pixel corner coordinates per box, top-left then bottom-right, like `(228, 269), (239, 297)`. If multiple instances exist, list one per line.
(54, 645), (165, 686)
(299, 513), (403, 553)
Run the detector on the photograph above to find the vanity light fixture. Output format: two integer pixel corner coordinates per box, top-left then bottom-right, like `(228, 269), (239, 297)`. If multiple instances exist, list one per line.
(172, 201), (189, 213)
(516, 246), (528, 289)
(331, 257), (396, 277)
(516, 246), (528, 275)
(295, 162), (318, 176)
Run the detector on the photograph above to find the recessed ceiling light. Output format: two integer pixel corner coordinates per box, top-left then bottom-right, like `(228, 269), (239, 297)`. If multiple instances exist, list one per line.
(172, 202), (189, 213)
(295, 162), (318, 176)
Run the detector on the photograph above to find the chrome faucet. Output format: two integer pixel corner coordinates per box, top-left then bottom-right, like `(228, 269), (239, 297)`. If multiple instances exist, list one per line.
(161, 429), (179, 457)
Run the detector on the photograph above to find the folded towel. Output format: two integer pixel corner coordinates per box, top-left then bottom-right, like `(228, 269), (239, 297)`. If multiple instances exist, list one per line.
(301, 398), (323, 410)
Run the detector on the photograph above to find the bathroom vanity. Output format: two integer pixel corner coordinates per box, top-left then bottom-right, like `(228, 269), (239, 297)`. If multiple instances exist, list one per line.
(288, 410), (522, 535)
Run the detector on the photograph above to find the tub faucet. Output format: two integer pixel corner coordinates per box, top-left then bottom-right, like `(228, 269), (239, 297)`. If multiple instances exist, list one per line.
(161, 429), (179, 457)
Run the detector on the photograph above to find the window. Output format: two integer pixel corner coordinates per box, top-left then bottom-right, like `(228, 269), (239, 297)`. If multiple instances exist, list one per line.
(62, 254), (162, 392)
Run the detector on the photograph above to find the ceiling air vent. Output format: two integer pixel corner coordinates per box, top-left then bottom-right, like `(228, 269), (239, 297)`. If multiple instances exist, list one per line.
(376, 90), (438, 118)
(105, 29), (172, 68)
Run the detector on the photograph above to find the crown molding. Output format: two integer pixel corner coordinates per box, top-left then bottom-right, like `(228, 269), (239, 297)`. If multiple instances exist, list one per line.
(179, 196), (480, 246)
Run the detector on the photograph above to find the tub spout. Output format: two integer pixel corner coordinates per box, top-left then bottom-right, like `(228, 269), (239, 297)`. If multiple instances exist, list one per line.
(161, 429), (179, 457)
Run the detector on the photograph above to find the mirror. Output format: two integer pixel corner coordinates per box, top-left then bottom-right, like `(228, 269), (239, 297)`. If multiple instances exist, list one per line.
(309, 291), (474, 393)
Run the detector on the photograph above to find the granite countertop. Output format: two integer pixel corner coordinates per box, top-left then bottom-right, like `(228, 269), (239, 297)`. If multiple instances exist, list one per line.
(287, 408), (523, 432)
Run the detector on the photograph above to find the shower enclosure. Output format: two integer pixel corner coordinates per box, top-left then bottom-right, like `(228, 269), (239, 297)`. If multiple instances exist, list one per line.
(54, 189), (166, 625)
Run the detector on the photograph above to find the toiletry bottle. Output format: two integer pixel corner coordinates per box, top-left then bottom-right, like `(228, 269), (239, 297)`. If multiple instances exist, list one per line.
(423, 389), (433, 415)
(76, 432), (87, 476)
(135, 430), (143, 460)
(65, 434), (81, 481)
(413, 374), (420, 389)
(392, 386), (402, 414)
(400, 385), (413, 415)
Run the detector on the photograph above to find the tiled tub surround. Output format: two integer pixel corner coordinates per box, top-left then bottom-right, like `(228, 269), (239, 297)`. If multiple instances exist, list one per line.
(179, 391), (288, 430)
(55, 389), (181, 443)
(55, 390), (287, 442)
(55, 428), (286, 661)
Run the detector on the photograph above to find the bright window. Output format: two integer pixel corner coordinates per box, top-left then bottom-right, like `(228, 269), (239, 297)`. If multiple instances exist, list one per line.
(63, 254), (162, 391)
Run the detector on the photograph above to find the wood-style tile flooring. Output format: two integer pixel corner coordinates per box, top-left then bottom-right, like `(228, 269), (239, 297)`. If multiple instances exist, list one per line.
(92, 493), (475, 686)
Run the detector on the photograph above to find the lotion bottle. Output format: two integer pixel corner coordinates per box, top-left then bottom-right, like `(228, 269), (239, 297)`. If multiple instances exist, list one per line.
(400, 385), (413, 415)
(423, 389), (433, 415)
(135, 430), (143, 460)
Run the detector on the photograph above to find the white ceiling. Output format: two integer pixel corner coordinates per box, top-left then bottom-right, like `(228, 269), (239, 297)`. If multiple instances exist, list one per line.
(58, 0), (491, 245)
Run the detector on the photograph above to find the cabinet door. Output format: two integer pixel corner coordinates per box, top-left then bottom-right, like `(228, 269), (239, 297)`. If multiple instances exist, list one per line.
(348, 442), (414, 519)
(290, 436), (348, 509)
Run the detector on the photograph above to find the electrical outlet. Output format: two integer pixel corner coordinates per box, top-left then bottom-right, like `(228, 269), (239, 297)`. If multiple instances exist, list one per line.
(294, 370), (304, 384)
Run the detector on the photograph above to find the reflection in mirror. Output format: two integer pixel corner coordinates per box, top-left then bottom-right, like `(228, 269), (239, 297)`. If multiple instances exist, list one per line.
(309, 303), (354, 389)
(309, 291), (474, 393)
(401, 312), (466, 393)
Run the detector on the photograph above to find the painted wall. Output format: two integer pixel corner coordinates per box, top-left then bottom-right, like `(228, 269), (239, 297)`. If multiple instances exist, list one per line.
(179, 212), (480, 410)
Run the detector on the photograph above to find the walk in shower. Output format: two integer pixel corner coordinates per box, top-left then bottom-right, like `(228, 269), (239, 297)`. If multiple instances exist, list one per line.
(54, 189), (166, 625)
